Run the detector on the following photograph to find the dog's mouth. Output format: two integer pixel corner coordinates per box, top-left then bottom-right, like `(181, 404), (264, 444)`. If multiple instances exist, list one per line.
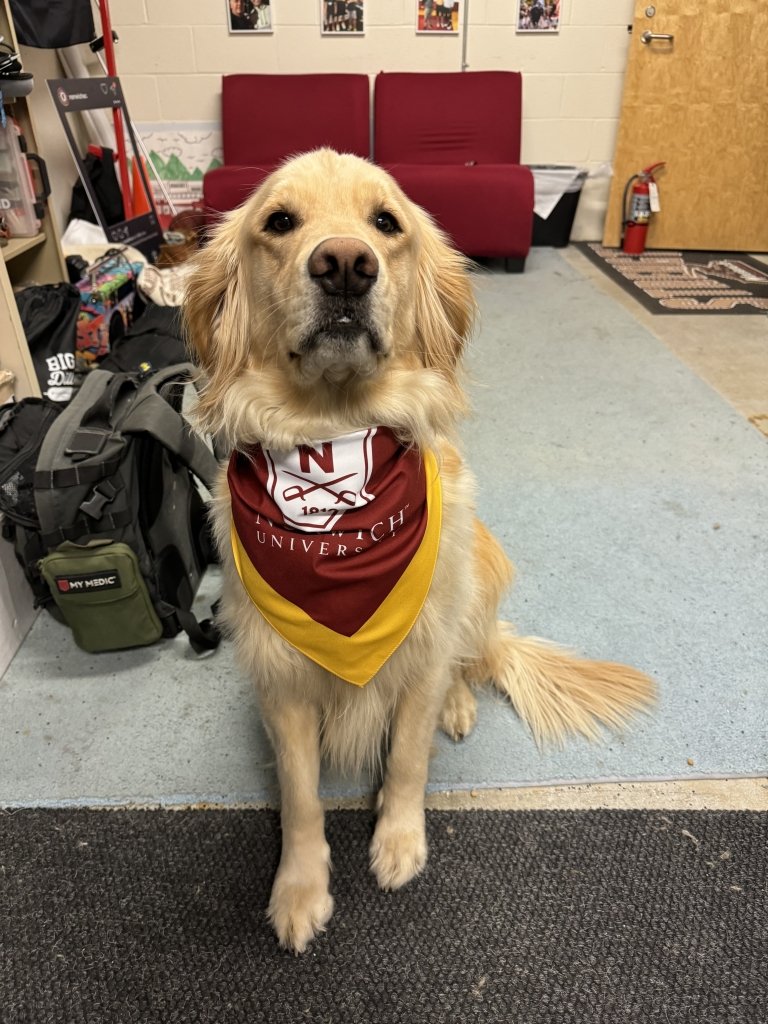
(291, 302), (385, 383)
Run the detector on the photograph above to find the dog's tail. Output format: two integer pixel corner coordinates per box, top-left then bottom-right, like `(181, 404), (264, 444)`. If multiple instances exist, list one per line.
(481, 623), (656, 745)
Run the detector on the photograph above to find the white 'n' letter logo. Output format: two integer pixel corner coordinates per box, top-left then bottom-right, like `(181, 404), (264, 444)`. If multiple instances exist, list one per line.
(265, 428), (377, 532)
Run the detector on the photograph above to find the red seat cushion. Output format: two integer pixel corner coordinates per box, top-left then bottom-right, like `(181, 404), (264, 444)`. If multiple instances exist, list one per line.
(383, 163), (534, 260)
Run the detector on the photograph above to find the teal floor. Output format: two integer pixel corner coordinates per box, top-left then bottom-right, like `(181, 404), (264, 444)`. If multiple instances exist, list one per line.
(2, 249), (767, 807)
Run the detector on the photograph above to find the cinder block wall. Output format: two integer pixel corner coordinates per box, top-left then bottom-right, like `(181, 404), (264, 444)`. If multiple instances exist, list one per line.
(107, 0), (636, 239)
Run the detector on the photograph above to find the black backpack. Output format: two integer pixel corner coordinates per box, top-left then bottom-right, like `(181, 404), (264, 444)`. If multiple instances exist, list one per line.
(0, 396), (62, 610)
(0, 363), (221, 654)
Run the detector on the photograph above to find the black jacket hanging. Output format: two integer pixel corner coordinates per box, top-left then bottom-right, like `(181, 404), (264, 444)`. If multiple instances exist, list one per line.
(9, 0), (95, 49)
(69, 148), (125, 227)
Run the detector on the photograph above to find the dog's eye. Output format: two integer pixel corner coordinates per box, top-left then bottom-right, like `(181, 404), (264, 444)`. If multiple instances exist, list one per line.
(266, 211), (294, 233)
(374, 211), (401, 235)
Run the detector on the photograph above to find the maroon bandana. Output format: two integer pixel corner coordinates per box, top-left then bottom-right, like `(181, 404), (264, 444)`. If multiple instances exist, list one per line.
(228, 427), (435, 637)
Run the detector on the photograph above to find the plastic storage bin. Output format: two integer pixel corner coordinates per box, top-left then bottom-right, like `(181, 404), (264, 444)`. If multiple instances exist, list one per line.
(0, 118), (41, 238)
(529, 165), (587, 247)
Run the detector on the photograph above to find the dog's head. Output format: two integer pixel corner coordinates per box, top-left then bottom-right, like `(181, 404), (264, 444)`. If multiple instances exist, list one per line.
(184, 148), (475, 446)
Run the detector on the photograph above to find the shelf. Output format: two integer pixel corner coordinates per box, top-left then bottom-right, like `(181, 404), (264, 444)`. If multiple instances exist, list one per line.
(2, 232), (46, 263)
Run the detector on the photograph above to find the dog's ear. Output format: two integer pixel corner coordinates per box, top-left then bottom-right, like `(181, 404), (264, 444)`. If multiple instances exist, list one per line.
(183, 209), (252, 431)
(413, 210), (476, 375)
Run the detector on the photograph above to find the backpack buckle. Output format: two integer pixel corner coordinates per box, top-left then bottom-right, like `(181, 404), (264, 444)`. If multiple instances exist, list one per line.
(80, 479), (118, 519)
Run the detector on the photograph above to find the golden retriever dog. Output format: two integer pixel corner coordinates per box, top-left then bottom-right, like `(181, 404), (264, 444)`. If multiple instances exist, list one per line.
(184, 149), (655, 953)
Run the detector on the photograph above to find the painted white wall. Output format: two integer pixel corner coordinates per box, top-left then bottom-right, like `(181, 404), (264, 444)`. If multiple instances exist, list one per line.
(108, 0), (635, 240)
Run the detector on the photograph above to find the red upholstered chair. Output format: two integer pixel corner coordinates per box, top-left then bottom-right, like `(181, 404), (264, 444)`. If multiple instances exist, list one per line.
(203, 73), (371, 218)
(373, 71), (534, 270)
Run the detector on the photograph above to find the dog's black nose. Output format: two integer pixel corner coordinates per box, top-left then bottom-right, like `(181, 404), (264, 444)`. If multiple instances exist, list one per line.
(308, 237), (379, 298)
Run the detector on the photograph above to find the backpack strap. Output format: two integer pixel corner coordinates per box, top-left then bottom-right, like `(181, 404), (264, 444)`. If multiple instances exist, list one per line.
(123, 364), (222, 652)
(143, 361), (201, 391)
(79, 373), (140, 431)
(33, 369), (123, 538)
(169, 604), (222, 655)
(122, 369), (221, 491)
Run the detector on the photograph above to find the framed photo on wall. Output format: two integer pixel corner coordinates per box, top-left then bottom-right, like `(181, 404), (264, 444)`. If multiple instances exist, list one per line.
(416, 1), (460, 34)
(321, 1), (365, 34)
(516, 0), (559, 33)
(226, 0), (273, 34)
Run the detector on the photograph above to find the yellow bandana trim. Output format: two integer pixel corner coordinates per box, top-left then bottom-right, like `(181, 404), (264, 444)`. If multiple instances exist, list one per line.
(230, 449), (442, 686)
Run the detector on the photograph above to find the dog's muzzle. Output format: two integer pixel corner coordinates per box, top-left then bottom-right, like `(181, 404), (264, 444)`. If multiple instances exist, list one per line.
(295, 237), (384, 380)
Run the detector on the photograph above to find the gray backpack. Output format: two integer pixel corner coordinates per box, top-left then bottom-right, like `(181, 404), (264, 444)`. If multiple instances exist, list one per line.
(1, 363), (221, 654)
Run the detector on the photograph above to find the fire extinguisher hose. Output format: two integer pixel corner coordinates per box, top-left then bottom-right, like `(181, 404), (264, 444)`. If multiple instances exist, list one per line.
(621, 174), (640, 234)
(622, 176), (638, 247)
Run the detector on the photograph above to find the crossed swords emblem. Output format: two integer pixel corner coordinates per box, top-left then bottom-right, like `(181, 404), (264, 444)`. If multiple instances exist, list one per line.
(281, 469), (358, 507)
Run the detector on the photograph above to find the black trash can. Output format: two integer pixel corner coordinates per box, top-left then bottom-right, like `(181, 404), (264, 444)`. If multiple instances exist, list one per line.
(529, 165), (587, 247)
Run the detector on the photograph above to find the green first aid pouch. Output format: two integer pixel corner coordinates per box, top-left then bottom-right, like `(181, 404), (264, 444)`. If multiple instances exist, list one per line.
(39, 540), (163, 652)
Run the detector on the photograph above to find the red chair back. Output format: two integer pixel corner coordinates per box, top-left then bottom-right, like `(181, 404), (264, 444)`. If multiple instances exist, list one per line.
(222, 74), (371, 165)
(374, 71), (523, 165)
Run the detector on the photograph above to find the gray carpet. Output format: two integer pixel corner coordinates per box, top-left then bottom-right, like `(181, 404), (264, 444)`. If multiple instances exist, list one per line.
(1, 808), (766, 1022)
(1, 249), (766, 806)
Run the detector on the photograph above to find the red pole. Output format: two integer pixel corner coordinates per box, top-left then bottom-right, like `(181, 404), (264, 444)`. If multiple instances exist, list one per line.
(98, 0), (133, 220)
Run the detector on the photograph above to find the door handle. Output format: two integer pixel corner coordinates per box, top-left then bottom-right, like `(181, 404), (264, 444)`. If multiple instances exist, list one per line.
(641, 30), (674, 44)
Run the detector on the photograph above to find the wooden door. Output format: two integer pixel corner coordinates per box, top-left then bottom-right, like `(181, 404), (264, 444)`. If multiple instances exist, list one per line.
(603, 0), (768, 251)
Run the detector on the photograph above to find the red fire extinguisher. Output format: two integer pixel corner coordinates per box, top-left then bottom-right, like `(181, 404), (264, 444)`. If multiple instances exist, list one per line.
(621, 162), (665, 254)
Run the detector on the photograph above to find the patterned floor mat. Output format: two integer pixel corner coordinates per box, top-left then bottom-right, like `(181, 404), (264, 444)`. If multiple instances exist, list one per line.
(576, 243), (768, 314)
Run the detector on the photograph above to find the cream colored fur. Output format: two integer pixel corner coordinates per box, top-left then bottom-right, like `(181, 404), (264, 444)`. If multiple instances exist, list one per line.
(184, 149), (655, 954)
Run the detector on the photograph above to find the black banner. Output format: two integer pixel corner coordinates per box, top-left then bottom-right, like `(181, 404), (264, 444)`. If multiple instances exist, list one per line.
(48, 76), (162, 263)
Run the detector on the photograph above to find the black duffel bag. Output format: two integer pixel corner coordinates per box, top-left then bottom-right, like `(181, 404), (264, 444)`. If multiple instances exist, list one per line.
(15, 283), (81, 403)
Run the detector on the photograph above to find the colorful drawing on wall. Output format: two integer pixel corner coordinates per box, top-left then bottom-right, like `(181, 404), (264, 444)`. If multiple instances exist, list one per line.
(516, 0), (559, 33)
(136, 123), (223, 221)
(321, 1), (364, 34)
(227, 0), (273, 34)
(416, 0), (459, 34)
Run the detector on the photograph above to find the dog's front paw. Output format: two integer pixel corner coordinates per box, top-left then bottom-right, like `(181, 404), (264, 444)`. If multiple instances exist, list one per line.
(370, 814), (428, 891)
(267, 857), (333, 954)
